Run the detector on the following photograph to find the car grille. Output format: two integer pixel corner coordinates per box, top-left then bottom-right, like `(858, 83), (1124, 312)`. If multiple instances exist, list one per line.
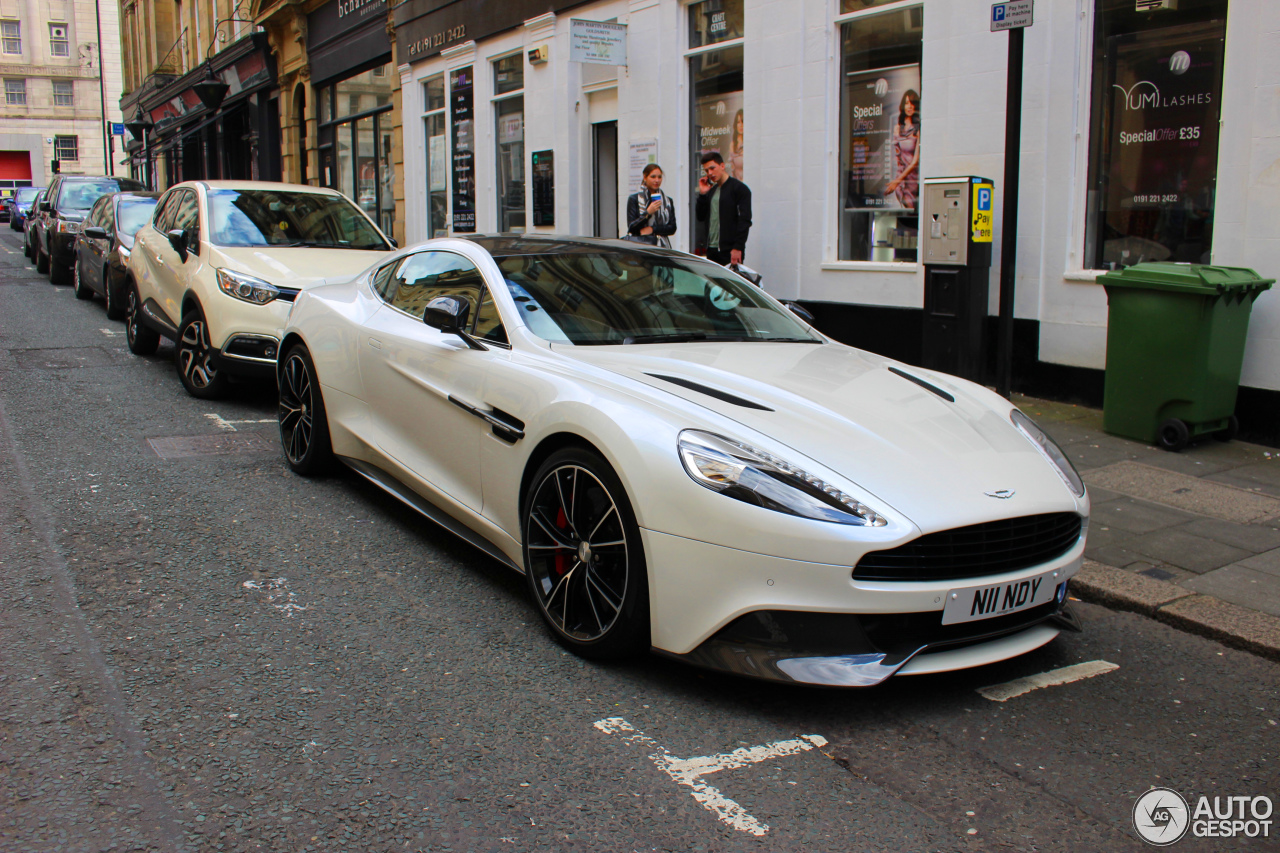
(854, 512), (1083, 582)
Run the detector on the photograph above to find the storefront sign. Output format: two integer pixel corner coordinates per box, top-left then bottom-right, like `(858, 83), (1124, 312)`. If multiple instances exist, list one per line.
(395, 0), (583, 63)
(569, 20), (627, 66)
(308, 0), (391, 85)
(628, 138), (658, 194)
(843, 64), (921, 211)
(449, 66), (476, 233)
(1096, 20), (1223, 265)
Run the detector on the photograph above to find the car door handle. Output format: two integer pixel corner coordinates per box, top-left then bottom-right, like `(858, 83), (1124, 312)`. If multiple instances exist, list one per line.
(368, 337), (382, 350)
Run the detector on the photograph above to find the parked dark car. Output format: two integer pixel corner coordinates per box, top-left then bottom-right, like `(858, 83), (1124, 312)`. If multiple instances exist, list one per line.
(73, 191), (161, 319)
(22, 190), (46, 259)
(10, 187), (44, 231)
(32, 175), (145, 284)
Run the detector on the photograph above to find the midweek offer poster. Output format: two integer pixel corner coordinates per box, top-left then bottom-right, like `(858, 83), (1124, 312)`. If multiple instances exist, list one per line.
(694, 90), (745, 183)
(842, 63), (921, 211)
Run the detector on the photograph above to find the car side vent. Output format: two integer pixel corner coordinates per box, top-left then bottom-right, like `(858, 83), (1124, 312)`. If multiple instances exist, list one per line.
(888, 367), (955, 403)
(646, 374), (775, 411)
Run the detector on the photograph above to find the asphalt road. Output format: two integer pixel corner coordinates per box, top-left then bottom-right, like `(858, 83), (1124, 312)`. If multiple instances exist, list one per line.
(0, 226), (1276, 853)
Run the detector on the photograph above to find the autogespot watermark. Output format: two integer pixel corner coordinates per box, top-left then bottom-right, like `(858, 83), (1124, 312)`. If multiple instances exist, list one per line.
(1133, 787), (1274, 846)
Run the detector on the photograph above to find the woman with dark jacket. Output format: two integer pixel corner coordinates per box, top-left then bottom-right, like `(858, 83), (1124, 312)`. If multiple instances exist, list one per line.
(626, 164), (676, 248)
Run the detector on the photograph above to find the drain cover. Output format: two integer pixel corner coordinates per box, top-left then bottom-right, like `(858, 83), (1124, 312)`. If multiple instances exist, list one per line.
(147, 432), (276, 459)
(12, 347), (115, 369)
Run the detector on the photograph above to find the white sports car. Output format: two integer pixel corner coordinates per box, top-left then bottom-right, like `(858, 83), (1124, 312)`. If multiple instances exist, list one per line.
(278, 235), (1088, 686)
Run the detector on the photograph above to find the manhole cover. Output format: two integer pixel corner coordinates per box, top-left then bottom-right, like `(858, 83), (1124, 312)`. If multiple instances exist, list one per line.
(147, 432), (276, 459)
(11, 347), (115, 369)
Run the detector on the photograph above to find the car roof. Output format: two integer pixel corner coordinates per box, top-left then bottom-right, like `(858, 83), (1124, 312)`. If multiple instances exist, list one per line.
(463, 233), (683, 259)
(196, 180), (343, 195)
(114, 191), (162, 201)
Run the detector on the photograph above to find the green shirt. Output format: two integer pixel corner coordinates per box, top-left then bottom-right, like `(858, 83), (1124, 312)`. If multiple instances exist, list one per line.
(708, 183), (721, 249)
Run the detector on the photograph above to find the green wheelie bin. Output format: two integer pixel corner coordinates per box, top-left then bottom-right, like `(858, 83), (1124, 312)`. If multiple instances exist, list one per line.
(1099, 262), (1273, 452)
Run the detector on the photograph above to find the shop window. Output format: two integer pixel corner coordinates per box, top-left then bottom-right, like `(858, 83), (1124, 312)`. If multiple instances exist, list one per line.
(49, 23), (68, 58)
(836, 3), (922, 263)
(449, 67), (476, 233)
(1084, 0), (1227, 269)
(54, 136), (78, 162)
(4, 78), (25, 106)
(493, 55), (525, 232)
(687, 0), (744, 255)
(53, 80), (72, 106)
(2, 21), (20, 54)
(423, 74), (448, 237)
(317, 62), (396, 237)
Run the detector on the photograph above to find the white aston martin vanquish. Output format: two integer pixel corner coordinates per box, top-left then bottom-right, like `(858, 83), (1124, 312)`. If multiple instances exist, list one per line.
(277, 235), (1089, 686)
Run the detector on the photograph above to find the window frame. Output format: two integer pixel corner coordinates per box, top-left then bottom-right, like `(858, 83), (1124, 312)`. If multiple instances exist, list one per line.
(491, 51), (527, 234)
(48, 22), (69, 58)
(52, 80), (73, 106)
(1, 20), (21, 54)
(4, 78), (25, 105)
(53, 136), (78, 162)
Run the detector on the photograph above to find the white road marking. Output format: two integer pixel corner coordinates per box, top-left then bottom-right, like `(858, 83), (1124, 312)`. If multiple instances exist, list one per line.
(242, 578), (307, 617)
(977, 660), (1119, 702)
(594, 717), (827, 836)
(100, 328), (124, 337)
(205, 413), (277, 431)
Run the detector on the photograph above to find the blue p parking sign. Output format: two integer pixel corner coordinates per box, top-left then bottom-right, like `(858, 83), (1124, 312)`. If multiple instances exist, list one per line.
(990, 1), (1033, 31)
(977, 186), (992, 211)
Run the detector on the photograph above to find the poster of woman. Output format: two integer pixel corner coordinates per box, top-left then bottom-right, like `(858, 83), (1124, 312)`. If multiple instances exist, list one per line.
(729, 109), (744, 180)
(884, 89), (919, 211)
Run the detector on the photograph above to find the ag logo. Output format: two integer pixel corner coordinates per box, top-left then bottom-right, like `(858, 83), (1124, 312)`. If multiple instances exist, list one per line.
(1134, 787), (1190, 846)
(984, 489), (1015, 500)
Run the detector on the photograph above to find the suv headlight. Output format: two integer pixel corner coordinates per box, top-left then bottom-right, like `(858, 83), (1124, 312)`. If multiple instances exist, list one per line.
(55, 218), (79, 233)
(678, 430), (887, 526)
(1011, 410), (1085, 497)
(216, 268), (280, 304)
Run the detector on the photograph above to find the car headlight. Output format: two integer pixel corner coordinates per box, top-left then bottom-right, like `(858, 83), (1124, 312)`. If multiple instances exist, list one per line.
(55, 219), (79, 233)
(216, 268), (280, 304)
(1011, 409), (1085, 497)
(678, 430), (887, 526)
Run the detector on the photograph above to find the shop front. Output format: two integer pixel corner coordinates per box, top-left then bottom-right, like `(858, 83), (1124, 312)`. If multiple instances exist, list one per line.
(122, 32), (280, 190)
(307, 0), (396, 238)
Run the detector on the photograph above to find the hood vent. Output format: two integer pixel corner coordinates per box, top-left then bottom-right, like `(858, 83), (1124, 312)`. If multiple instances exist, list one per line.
(646, 374), (775, 411)
(888, 367), (954, 403)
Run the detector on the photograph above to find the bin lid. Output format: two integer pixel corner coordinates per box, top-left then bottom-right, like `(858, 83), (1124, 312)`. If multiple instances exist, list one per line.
(1098, 262), (1275, 295)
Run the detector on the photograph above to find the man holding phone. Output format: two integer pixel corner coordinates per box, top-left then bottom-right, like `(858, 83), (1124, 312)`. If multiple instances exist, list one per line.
(695, 152), (752, 267)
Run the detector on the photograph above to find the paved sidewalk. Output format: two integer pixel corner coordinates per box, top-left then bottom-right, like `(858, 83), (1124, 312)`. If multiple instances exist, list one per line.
(1018, 394), (1280, 661)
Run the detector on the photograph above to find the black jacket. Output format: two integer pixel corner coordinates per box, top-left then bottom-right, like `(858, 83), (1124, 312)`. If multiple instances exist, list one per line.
(694, 177), (752, 252)
(626, 190), (677, 241)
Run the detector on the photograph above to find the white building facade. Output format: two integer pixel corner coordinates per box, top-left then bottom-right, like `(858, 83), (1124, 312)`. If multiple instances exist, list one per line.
(392, 0), (1279, 430)
(0, 0), (125, 189)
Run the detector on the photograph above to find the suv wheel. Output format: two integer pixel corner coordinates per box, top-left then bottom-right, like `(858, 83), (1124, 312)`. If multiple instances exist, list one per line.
(176, 310), (229, 399)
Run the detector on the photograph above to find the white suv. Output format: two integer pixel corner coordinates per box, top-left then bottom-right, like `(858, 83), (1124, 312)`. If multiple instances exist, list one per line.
(125, 180), (394, 397)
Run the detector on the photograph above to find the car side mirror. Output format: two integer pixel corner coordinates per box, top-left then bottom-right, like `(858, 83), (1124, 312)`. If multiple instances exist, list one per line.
(166, 228), (188, 261)
(783, 300), (816, 324)
(83, 226), (108, 239)
(423, 295), (487, 351)
(388, 237), (398, 249)
(39, 201), (50, 212)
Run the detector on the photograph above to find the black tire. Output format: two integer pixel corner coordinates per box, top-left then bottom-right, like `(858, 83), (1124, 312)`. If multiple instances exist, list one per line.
(103, 267), (125, 320)
(278, 344), (335, 476)
(1214, 415), (1239, 443)
(50, 255), (71, 285)
(72, 256), (93, 299)
(1157, 418), (1190, 452)
(35, 242), (49, 274)
(175, 309), (229, 399)
(125, 281), (160, 356)
(522, 447), (649, 659)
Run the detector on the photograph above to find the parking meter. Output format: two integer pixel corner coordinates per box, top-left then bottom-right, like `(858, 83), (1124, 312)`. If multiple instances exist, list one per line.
(921, 176), (994, 382)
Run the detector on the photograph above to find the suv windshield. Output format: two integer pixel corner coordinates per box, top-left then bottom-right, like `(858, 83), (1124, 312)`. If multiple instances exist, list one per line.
(57, 180), (142, 211)
(208, 189), (389, 250)
(496, 252), (821, 345)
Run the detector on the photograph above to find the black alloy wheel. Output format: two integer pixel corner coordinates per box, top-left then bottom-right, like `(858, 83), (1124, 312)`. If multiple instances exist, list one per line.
(103, 266), (124, 320)
(125, 282), (160, 355)
(278, 345), (334, 475)
(72, 255), (93, 300)
(176, 310), (229, 399)
(522, 448), (649, 659)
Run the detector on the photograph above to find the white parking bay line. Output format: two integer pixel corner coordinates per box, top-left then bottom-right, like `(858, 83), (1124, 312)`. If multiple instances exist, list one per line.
(977, 660), (1119, 702)
(205, 413), (277, 431)
(594, 717), (827, 836)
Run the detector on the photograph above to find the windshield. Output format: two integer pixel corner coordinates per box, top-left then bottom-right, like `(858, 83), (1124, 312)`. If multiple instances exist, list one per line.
(496, 252), (821, 345)
(117, 198), (158, 237)
(58, 180), (142, 211)
(16, 188), (41, 204)
(207, 189), (390, 249)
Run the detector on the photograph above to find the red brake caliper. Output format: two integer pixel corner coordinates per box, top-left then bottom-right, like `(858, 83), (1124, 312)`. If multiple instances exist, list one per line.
(554, 507), (571, 575)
